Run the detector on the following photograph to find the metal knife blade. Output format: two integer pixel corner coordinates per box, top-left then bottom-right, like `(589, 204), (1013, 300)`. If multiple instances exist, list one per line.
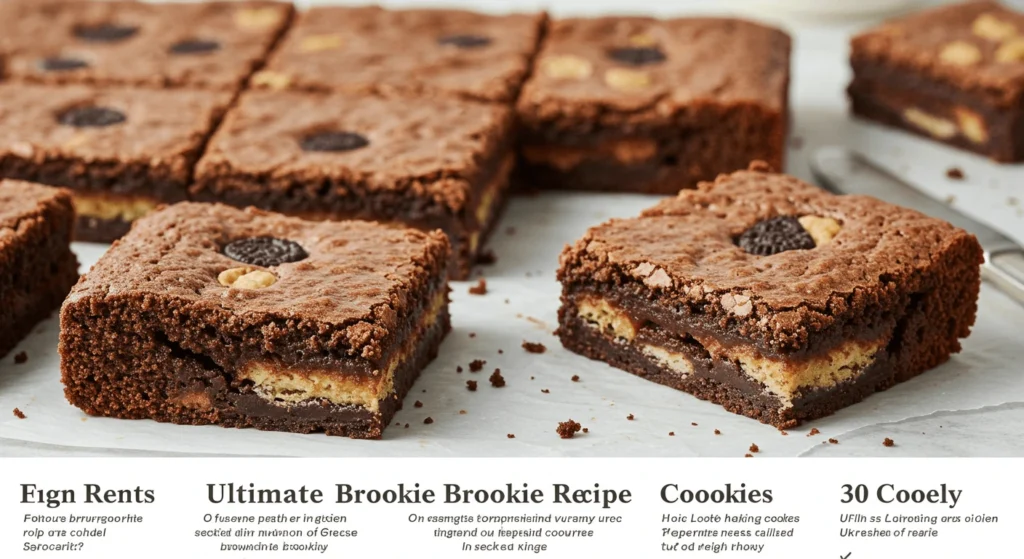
(810, 146), (1024, 306)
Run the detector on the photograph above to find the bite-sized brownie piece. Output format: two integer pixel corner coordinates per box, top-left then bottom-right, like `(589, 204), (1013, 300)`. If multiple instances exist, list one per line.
(0, 83), (233, 242)
(60, 203), (452, 439)
(253, 6), (546, 103)
(0, 180), (79, 359)
(192, 89), (515, 279)
(850, 1), (1024, 161)
(0, 0), (293, 90)
(557, 164), (983, 428)
(516, 17), (790, 194)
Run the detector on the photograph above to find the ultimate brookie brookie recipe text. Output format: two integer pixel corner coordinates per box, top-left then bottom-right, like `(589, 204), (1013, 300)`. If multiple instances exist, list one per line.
(0, 0), (1007, 440)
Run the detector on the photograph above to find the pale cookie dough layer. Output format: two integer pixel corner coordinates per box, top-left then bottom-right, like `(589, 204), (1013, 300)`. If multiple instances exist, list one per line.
(237, 290), (446, 413)
(576, 295), (885, 406)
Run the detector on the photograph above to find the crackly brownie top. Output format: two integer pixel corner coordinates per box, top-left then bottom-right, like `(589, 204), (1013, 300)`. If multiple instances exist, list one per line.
(852, 1), (1024, 106)
(194, 89), (513, 212)
(0, 83), (231, 165)
(518, 17), (790, 126)
(559, 164), (981, 351)
(0, 1), (292, 90)
(255, 6), (545, 102)
(65, 203), (450, 359)
(0, 180), (73, 248)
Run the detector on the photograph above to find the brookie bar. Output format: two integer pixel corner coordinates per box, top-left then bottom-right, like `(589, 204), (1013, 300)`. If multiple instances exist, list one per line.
(557, 164), (983, 428)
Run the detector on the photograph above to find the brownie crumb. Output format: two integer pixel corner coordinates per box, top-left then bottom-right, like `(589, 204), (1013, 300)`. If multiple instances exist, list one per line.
(466, 380), (478, 391)
(424, 417), (434, 425)
(13, 351), (28, 364)
(459, 410), (467, 415)
(468, 278), (488, 295)
(626, 414), (635, 421)
(456, 366), (463, 373)
(749, 443), (759, 453)
(808, 428), (820, 437)
(883, 437), (895, 447)
(469, 359), (486, 372)
(468, 332), (476, 338)
(668, 432), (675, 436)
(507, 433), (515, 439)
(714, 429), (721, 435)
(780, 430), (789, 436)
(475, 250), (497, 265)
(541, 389), (550, 394)
(582, 427), (589, 433)
(744, 453), (754, 458)
(413, 400), (423, 408)
(498, 349), (504, 354)
(530, 376), (535, 380)
(691, 422), (698, 426)
(557, 419), (582, 439)
(946, 167), (964, 180)
(828, 438), (839, 444)
(404, 423), (409, 428)
(489, 369), (506, 387)
(571, 375), (580, 382)
(13, 408), (26, 419)
(522, 341), (547, 354)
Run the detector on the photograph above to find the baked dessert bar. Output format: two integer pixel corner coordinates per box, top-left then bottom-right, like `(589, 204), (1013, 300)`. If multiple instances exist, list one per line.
(850, 0), (1024, 161)
(0, 0), (293, 90)
(516, 17), (790, 193)
(0, 83), (232, 242)
(253, 6), (546, 103)
(0, 180), (78, 359)
(60, 203), (451, 439)
(192, 89), (515, 279)
(557, 164), (983, 428)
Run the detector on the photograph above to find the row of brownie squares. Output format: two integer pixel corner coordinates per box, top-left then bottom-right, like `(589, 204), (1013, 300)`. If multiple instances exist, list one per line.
(0, 1), (792, 278)
(1, 161), (983, 439)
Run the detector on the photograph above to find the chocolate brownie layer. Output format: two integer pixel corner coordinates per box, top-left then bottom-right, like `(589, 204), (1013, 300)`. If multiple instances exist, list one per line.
(0, 83), (232, 242)
(193, 90), (515, 279)
(557, 164), (983, 428)
(60, 203), (452, 439)
(0, 1), (293, 90)
(850, 1), (1024, 161)
(253, 6), (546, 103)
(0, 180), (79, 359)
(517, 17), (790, 193)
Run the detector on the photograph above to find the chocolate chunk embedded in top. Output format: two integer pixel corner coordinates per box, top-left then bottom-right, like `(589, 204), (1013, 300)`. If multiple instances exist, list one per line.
(607, 46), (666, 66)
(223, 237), (308, 267)
(73, 23), (138, 43)
(736, 216), (815, 256)
(438, 34), (492, 48)
(299, 131), (370, 153)
(40, 57), (89, 72)
(57, 106), (127, 128)
(170, 39), (221, 55)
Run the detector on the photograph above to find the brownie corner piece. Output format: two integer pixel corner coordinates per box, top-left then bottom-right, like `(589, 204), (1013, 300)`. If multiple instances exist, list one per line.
(516, 16), (790, 193)
(556, 166), (983, 428)
(59, 203), (452, 439)
(0, 179), (79, 358)
(849, 0), (1024, 161)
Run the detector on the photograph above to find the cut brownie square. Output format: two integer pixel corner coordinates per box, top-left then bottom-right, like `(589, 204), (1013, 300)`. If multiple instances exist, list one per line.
(253, 6), (546, 103)
(516, 17), (790, 194)
(850, 1), (1024, 161)
(557, 164), (983, 428)
(0, 1), (293, 90)
(0, 83), (233, 242)
(192, 89), (515, 279)
(60, 203), (452, 439)
(0, 180), (78, 359)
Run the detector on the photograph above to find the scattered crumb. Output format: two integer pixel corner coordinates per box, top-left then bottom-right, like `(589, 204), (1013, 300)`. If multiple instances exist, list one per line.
(414, 400), (423, 408)
(669, 432), (675, 437)
(691, 422), (698, 426)
(744, 453), (753, 458)
(466, 380), (478, 392)
(468, 279), (488, 295)
(946, 167), (964, 180)
(459, 410), (467, 415)
(13, 408), (26, 419)
(424, 417), (434, 425)
(13, 351), (27, 364)
(404, 423), (409, 428)
(582, 427), (589, 433)
(571, 375), (580, 382)
(475, 250), (497, 265)
(541, 389), (550, 394)
(522, 341), (547, 354)
(526, 316), (546, 328)
(556, 419), (582, 439)
(469, 359), (486, 372)
(626, 414), (635, 421)
(456, 366), (463, 373)
(714, 429), (721, 435)
(504, 299), (510, 304)
(749, 443), (759, 453)
(498, 349), (504, 354)
(808, 428), (820, 437)
(507, 433), (515, 439)
(828, 438), (839, 444)
(468, 332), (476, 338)
(530, 376), (535, 380)
(883, 437), (895, 447)
(780, 430), (789, 436)
(489, 369), (506, 388)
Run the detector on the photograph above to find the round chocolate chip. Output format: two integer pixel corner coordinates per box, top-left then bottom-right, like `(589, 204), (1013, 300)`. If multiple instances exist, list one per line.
(299, 131), (369, 153)
(39, 57), (89, 72)
(57, 106), (127, 128)
(736, 216), (816, 256)
(223, 237), (308, 267)
(607, 46), (666, 66)
(73, 23), (138, 43)
(437, 34), (492, 48)
(169, 39), (221, 55)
